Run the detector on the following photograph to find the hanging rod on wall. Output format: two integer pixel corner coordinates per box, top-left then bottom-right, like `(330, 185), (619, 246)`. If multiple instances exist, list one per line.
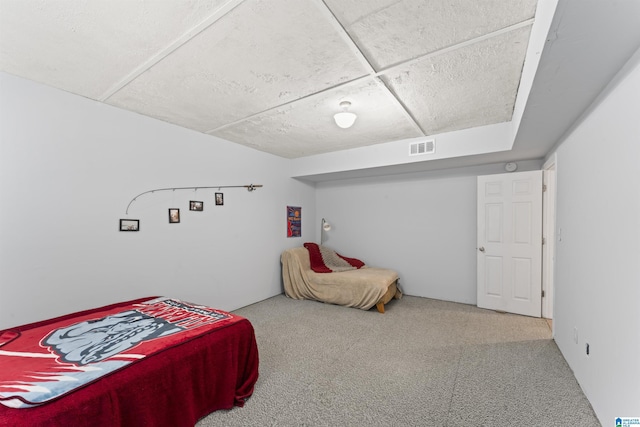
(125, 184), (263, 214)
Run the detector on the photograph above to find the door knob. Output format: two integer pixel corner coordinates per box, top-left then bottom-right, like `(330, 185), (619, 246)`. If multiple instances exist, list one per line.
(479, 246), (485, 252)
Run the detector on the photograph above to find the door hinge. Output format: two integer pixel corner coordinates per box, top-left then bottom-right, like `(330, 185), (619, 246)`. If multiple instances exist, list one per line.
(543, 184), (547, 192)
(542, 290), (545, 298)
(542, 237), (546, 245)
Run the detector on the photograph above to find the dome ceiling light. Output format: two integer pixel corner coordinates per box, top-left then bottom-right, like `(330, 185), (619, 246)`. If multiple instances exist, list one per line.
(333, 101), (357, 129)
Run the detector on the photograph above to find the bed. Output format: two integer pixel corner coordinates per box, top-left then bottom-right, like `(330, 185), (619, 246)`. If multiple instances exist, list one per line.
(281, 244), (401, 313)
(0, 296), (259, 427)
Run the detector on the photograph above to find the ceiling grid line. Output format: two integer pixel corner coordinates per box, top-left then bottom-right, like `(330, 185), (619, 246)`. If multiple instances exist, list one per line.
(207, 0), (430, 136)
(315, 0), (426, 136)
(373, 77), (427, 136)
(205, 74), (373, 134)
(207, 14), (535, 137)
(98, 0), (247, 102)
(205, 0), (385, 135)
(372, 18), (536, 80)
(314, 0), (377, 75)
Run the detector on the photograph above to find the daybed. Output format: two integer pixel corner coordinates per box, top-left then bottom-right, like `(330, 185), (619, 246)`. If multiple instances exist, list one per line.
(0, 296), (259, 427)
(281, 244), (401, 313)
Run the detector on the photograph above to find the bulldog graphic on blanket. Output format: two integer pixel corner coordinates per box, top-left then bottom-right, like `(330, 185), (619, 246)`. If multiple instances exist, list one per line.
(0, 297), (234, 408)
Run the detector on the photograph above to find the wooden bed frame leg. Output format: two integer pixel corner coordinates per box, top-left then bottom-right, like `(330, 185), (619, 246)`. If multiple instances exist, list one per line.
(376, 302), (385, 313)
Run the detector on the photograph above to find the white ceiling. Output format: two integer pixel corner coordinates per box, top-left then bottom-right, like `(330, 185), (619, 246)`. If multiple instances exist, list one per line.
(1, 0), (537, 159)
(1, 0), (639, 168)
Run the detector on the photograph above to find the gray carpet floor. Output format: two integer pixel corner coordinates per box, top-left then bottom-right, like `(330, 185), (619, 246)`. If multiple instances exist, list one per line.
(197, 294), (600, 427)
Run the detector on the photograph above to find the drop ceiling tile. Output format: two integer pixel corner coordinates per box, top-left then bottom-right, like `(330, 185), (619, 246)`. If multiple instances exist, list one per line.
(1, 0), (543, 162)
(0, 0), (229, 99)
(106, 0), (370, 133)
(382, 25), (533, 136)
(211, 78), (422, 158)
(325, 0), (537, 69)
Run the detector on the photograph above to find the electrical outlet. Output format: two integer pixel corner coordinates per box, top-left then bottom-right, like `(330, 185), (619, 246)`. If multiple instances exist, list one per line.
(573, 327), (578, 344)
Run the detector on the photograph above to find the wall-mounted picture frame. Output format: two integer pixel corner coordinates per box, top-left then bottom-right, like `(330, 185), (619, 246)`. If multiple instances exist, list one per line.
(119, 219), (140, 232)
(190, 200), (204, 211)
(215, 193), (224, 206)
(169, 208), (180, 223)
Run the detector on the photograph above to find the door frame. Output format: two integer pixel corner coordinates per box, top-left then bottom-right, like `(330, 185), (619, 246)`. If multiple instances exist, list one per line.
(542, 155), (557, 323)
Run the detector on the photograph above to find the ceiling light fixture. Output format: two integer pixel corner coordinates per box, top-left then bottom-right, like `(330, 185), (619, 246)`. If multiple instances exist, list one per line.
(333, 101), (357, 129)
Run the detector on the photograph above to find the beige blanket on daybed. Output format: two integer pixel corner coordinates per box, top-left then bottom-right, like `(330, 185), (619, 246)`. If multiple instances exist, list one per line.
(281, 247), (398, 310)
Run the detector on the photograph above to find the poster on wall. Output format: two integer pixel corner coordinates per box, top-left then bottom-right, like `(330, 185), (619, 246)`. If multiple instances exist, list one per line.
(287, 206), (301, 238)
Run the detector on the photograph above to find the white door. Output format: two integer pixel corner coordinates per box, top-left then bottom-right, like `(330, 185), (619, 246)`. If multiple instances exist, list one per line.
(477, 170), (543, 317)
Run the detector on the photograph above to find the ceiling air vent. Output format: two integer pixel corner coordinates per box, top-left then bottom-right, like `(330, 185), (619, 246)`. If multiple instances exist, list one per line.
(409, 139), (435, 156)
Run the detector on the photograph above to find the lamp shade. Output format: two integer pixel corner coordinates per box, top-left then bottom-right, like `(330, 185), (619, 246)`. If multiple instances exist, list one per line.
(333, 111), (357, 129)
(321, 218), (331, 245)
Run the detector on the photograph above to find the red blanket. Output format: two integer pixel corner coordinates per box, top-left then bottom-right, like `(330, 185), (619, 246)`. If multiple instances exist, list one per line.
(0, 297), (238, 409)
(303, 242), (365, 273)
(0, 297), (259, 427)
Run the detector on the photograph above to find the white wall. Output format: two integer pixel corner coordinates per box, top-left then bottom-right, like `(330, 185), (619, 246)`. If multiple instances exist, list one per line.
(551, 48), (640, 424)
(0, 72), (315, 329)
(316, 160), (542, 304)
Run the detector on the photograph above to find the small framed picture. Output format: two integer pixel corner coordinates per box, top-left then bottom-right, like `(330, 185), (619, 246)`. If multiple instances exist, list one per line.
(169, 208), (180, 223)
(215, 193), (224, 206)
(190, 200), (204, 211)
(119, 219), (140, 232)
